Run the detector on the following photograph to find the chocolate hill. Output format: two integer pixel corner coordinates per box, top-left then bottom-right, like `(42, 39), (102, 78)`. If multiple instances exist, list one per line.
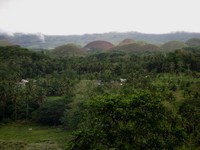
(118, 39), (148, 46)
(0, 40), (13, 46)
(111, 43), (160, 53)
(186, 38), (200, 47)
(2, 32), (200, 49)
(118, 39), (135, 46)
(84, 40), (114, 50)
(52, 44), (85, 57)
(161, 41), (188, 51)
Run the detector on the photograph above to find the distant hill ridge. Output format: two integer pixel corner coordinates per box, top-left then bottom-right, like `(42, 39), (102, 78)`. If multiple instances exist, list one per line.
(1, 31), (200, 49)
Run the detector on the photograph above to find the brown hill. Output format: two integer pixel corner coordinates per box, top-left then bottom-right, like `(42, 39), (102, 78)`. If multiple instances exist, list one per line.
(118, 39), (135, 46)
(118, 39), (148, 46)
(84, 40), (114, 50)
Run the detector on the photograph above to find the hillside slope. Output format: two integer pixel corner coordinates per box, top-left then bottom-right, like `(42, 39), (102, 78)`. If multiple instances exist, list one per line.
(52, 44), (85, 57)
(111, 43), (160, 53)
(161, 41), (188, 51)
(84, 40), (114, 51)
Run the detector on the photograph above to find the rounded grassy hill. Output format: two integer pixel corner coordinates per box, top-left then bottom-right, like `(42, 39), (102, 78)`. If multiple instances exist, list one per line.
(84, 40), (114, 51)
(185, 38), (200, 47)
(111, 43), (160, 53)
(52, 44), (85, 57)
(161, 40), (187, 51)
(0, 40), (13, 46)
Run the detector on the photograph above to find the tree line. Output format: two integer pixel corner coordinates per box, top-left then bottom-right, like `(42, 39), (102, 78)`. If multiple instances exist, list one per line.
(0, 45), (200, 149)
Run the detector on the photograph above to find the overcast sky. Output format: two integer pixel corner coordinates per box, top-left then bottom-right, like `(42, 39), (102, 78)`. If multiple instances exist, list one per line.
(0, 0), (200, 35)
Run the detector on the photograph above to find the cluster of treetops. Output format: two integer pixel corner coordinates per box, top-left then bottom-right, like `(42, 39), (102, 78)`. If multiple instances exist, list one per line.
(0, 38), (200, 149)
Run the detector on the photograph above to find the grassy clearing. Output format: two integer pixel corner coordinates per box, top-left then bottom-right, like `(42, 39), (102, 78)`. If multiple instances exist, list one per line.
(0, 122), (72, 150)
(46, 96), (63, 101)
(173, 90), (185, 107)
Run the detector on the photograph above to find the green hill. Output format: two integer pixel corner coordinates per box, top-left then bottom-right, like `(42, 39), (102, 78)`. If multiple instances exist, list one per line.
(161, 40), (188, 51)
(111, 43), (160, 53)
(185, 38), (200, 47)
(142, 44), (160, 51)
(52, 44), (85, 57)
(0, 40), (13, 46)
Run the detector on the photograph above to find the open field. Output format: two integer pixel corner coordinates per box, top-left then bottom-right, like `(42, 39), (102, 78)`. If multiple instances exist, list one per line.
(0, 122), (71, 150)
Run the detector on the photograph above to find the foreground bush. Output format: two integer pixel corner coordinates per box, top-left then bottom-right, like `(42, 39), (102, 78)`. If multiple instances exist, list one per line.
(68, 91), (185, 149)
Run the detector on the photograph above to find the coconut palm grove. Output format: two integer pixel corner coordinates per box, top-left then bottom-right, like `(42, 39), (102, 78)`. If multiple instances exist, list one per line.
(0, 33), (200, 149)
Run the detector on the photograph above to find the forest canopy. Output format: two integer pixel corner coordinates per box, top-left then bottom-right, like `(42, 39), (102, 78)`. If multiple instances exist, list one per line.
(0, 45), (200, 149)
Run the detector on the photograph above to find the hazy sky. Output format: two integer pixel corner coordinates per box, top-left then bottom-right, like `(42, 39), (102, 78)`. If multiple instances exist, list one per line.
(0, 0), (200, 35)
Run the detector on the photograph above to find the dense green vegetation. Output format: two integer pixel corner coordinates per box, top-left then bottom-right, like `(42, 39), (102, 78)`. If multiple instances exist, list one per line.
(0, 45), (200, 149)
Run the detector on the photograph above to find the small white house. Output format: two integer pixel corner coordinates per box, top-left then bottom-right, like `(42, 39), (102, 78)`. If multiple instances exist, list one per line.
(18, 79), (29, 86)
(120, 78), (127, 83)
